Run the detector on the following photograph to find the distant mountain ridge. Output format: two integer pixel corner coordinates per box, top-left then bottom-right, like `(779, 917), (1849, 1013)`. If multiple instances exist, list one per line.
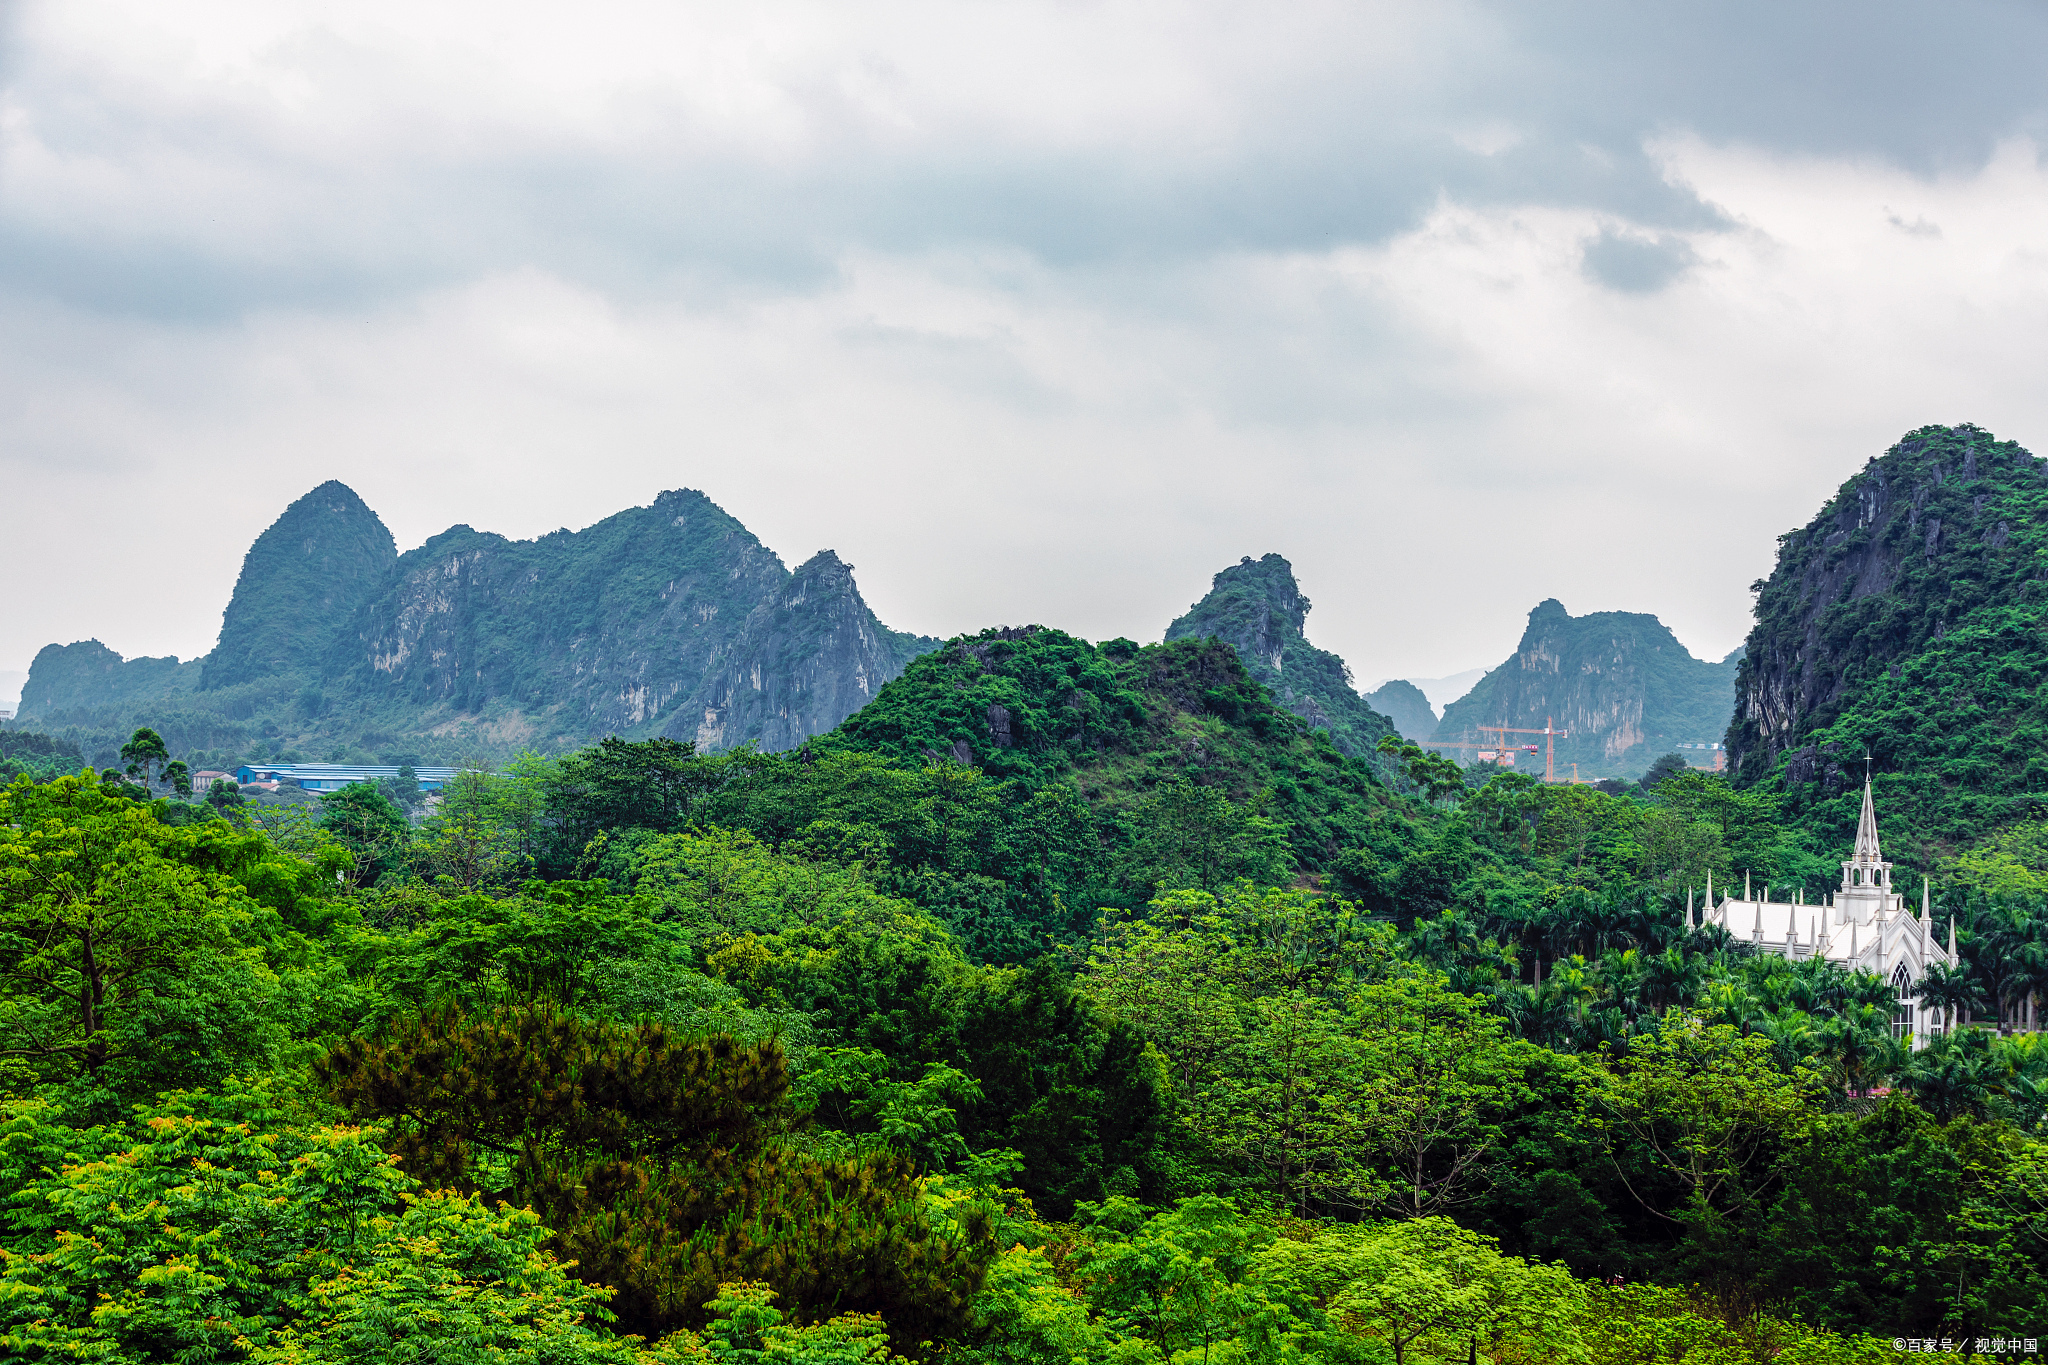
(20, 643), (197, 718)
(17, 482), (937, 764)
(1435, 599), (1739, 780)
(1163, 554), (1398, 759)
(1362, 680), (1437, 743)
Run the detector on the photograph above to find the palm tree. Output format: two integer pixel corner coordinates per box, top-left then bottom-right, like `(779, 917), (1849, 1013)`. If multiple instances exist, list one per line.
(1596, 948), (1650, 1025)
(2003, 1067), (2048, 1132)
(1781, 956), (1834, 1013)
(2007, 935), (2048, 1033)
(1958, 893), (2048, 1031)
(1583, 888), (1643, 959)
(1643, 945), (1706, 1013)
(1917, 960), (1988, 1036)
(1905, 1028), (2006, 1121)
(1582, 1004), (1635, 1051)
(1756, 1009), (1821, 1070)
(1519, 903), (1579, 985)
(1500, 983), (1575, 1049)
(1697, 980), (1764, 1032)
(1819, 1003), (1908, 1097)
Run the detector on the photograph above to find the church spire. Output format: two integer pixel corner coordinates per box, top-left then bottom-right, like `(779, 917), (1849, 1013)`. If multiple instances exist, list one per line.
(1854, 774), (1883, 865)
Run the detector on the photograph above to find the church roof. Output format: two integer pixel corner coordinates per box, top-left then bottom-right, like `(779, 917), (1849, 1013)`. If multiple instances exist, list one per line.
(1853, 776), (1883, 864)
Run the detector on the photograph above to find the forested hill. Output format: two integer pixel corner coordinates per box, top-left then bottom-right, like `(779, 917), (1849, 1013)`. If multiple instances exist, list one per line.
(1727, 423), (2048, 861)
(1162, 553), (1399, 759)
(1436, 600), (1738, 781)
(203, 480), (397, 690)
(15, 482), (937, 768)
(822, 625), (1401, 826)
(701, 622), (1423, 956)
(18, 641), (197, 717)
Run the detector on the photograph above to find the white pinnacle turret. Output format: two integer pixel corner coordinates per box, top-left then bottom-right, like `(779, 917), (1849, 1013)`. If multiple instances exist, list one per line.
(1854, 776), (1883, 864)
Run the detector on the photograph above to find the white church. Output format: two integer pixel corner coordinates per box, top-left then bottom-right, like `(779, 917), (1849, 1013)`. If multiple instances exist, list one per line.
(1692, 777), (1958, 1047)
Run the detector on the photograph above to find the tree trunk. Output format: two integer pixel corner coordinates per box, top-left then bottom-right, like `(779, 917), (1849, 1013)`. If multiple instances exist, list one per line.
(79, 920), (106, 1075)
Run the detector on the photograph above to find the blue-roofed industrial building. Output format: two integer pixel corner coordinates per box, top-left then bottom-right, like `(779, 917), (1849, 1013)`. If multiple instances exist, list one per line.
(233, 763), (462, 792)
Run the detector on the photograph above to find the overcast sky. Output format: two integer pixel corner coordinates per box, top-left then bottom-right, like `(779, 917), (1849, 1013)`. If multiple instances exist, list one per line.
(6, 0), (2048, 707)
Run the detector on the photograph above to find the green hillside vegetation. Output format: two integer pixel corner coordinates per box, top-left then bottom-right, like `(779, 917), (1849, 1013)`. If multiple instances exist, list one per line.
(203, 480), (398, 691)
(21, 426), (2048, 1358)
(1730, 425), (2048, 870)
(9, 663), (2048, 1359)
(0, 730), (83, 785)
(685, 627), (1414, 959)
(1163, 553), (1400, 760)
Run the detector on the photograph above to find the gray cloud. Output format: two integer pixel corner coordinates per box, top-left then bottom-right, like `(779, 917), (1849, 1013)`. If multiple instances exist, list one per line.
(1582, 230), (1698, 292)
(7, 2), (2043, 320)
(3, 0), (2047, 691)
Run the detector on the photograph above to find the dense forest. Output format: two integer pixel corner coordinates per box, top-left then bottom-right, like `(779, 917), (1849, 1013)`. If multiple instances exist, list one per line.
(8, 423), (2048, 1361)
(8, 614), (2048, 1364)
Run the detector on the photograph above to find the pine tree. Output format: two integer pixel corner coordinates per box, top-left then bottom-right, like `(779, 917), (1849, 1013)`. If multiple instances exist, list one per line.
(320, 1000), (994, 1344)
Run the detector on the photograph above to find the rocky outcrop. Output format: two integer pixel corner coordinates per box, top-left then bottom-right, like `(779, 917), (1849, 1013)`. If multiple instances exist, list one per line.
(1163, 554), (1397, 759)
(335, 488), (937, 748)
(1726, 424), (2048, 785)
(671, 550), (936, 752)
(337, 491), (789, 730)
(1437, 600), (1738, 780)
(203, 481), (396, 690)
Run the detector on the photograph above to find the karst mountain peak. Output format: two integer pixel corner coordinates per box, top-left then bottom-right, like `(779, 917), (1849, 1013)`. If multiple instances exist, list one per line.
(18, 481), (936, 762)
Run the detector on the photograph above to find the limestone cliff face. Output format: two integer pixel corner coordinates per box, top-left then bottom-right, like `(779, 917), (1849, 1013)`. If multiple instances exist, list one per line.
(1726, 424), (2048, 788)
(1163, 553), (1396, 759)
(335, 488), (936, 749)
(1437, 600), (1737, 779)
(669, 550), (936, 752)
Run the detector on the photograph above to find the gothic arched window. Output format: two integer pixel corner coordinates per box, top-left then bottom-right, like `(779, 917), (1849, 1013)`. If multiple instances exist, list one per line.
(1892, 964), (1915, 1040)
